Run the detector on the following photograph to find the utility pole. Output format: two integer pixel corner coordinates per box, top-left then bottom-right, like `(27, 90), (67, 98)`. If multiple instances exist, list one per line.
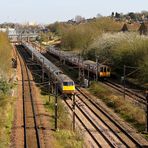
(96, 56), (99, 81)
(123, 65), (139, 99)
(145, 91), (148, 132)
(87, 65), (90, 80)
(48, 82), (50, 103)
(81, 60), (85, 83)
(42, 62), (44, 83)
(21, 33), (22, 43)
(55, 83), (58, 131)
(32, 53), (34, 61)
(72, 94), (76, 131)
(123, 65), (126, 99)
(40, 57), (44, 83)
(78, 53), (81, 81)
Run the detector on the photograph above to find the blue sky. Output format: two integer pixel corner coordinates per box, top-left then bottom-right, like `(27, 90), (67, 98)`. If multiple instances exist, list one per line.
(0, 0), (148, 24)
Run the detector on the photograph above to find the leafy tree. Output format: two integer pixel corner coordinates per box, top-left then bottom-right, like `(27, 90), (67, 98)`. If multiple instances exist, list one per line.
(115, 12), (120, 18)
(0, 79), (10, 94)
(128, 12), (136, 20)
(111, 12), (114, 18)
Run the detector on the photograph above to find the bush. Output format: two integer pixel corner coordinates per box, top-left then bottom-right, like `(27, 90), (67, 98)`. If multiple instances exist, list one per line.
(0, 32), (12, 78)
(60, 24), (101, 50)
(86, 32), (148, 85)
(88, 82), (145, 131)
(48, 18), (121, 51)
(0, 79), (10, 95)
(0, 32), (14, 147)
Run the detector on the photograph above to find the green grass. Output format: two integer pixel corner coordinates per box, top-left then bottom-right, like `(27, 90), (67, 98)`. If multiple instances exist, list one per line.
(88, 82), (146, 133)
(53, 130), (83, 148)
(0, 96), (15, 147)
(40, 93), (83, 147)
(0, 32), (16, 147)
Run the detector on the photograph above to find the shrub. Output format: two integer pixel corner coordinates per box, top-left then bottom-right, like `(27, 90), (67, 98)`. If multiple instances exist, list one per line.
(0, 32), (12, 78)
(86, 32), (148, 84)
(48, 18), (121, 51)
(0, 79), (10, 94)
(88, 82), (145, 131)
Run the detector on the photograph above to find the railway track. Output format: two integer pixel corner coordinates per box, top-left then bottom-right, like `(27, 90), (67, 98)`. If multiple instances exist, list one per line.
(17, 45), (41, 148)
(41, 46), (146, 106)
(71, 87), (146, 147)
(104, 80), (146, 105)
(45, 51), (146, 107)
(31, 42), (146, 105)
(64, 99), (103, 147)
(26, 42), (148, 147)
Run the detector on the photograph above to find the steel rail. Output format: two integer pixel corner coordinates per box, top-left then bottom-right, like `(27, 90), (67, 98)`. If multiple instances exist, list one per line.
(64, 99), (102, 147)
(66, 97), (117, 147)
(15, 47), (27, 148)
(75, 88), (130, 147)
(16, 45), (41, 148)
(104, 80), (146, 105)
(76, 87), (143, 148)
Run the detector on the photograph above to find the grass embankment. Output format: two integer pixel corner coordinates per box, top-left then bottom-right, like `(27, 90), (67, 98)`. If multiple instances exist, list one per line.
(88, 82), (145, 132)
(0, 32), (16, 147)
(40, 93), (83, 147)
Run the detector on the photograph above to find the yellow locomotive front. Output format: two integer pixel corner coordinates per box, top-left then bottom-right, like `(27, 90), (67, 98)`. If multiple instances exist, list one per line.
(62, 81), (75, 94)
(57, 74), (75, 95)
(99, 66), (111, 77)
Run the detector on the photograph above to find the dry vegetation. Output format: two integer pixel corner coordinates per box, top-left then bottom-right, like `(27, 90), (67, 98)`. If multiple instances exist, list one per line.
(48, 17), (121, 50)
(88, 82), (145, 132)
(41, 94), (83, 147)
(0, 32), (12, 77)
(0, 32), (15, 147)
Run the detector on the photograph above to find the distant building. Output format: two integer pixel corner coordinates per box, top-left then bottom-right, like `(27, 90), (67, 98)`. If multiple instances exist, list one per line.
(0, 28), (7, 32)
(0, 28), (16, 35)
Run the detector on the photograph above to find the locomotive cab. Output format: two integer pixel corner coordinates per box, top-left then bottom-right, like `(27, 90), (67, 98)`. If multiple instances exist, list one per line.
(62, 81), (75, 94)
(100, 66), (111, 77)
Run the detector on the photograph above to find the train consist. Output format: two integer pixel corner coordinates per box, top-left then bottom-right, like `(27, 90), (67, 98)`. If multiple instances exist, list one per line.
(22, 41), (75, 95)
(48, 47), (111, 78)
